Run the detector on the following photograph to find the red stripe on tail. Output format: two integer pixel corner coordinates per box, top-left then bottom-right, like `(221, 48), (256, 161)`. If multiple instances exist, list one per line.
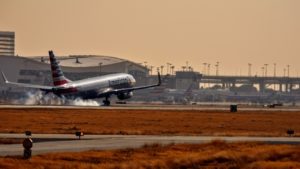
(49, 50), (71, 86)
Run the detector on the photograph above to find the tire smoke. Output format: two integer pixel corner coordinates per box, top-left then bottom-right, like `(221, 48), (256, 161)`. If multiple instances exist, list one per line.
(12, 91), (100, 106)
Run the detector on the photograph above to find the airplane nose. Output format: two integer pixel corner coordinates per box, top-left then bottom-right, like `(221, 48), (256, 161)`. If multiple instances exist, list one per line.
(129, 76), (136, 86)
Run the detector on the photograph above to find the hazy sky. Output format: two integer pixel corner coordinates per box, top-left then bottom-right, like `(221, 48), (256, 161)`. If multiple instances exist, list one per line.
(1, 0), (300, 76)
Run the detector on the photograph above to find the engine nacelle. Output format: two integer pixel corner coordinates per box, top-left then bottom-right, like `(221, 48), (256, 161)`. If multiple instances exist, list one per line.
(117, 92), (133, 100)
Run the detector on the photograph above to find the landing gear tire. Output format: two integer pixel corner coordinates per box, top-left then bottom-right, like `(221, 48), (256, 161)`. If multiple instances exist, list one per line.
(103, 100), (110, 106)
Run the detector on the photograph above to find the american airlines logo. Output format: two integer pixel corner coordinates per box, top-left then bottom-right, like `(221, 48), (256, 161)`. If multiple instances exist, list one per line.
(109, 78), (129, 86)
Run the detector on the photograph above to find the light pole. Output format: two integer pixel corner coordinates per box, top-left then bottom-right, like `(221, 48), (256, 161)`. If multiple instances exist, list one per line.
(149, 66), (154, 75)
(264, 64), (268, 77)
(215, 62), (219, 76)
(261, 67), (265, 77)
(167, 63), (171, 74)
(273, 63), (276, 77)
(287, 65), (290, 77)
(202, 63), (207, 75)
(207, 64), (211, 87)
(171, 66), (175, 75)
(273, 63), (276, 90)
(248, 63), (252, 77)
(160, 65), (164, 75)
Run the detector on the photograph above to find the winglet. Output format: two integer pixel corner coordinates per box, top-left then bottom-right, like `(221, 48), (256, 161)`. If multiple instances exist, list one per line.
(1, 71), (8, 83)
(157, 72), (161, 86)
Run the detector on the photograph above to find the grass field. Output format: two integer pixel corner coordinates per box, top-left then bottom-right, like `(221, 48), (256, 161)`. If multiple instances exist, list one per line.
(1, 108), (300, 168)
(0, 108), (299, 136)
(0, 138), (22, 144)
(0, 141), (300, 169)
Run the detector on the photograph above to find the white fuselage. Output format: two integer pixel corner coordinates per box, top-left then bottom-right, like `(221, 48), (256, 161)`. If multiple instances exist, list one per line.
(54, 73), (136, 99)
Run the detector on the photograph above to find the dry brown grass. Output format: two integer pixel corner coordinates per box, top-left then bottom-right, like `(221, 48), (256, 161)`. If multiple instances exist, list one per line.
(0, 108), (300, 136)
(0, 138), (22, 144)
(0, 141), (300, 169)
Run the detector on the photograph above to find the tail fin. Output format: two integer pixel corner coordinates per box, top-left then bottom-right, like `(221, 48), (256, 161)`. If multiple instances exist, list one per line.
(49, 50), (71, 86)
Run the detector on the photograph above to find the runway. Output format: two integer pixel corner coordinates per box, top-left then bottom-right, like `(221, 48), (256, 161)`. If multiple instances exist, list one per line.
(1, 134), (300, 156)
(1, 104), (300, 111)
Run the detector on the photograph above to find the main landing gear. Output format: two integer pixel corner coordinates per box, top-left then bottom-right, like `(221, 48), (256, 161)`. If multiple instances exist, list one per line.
(103, 97), (110, 106)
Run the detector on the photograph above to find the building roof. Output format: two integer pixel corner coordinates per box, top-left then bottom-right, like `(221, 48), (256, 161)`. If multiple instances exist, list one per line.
(29, 55), (128, 67)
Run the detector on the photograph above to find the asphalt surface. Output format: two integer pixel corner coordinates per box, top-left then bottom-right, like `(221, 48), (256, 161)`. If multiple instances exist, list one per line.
(1, 134), (300, 156)
(1, 104), (300, 111)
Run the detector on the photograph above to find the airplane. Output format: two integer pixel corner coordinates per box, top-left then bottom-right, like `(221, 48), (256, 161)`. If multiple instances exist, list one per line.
(1, 50), (161, 106)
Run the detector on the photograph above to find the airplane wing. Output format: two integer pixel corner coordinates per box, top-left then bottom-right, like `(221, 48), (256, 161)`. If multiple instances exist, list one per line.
(94, 72), (162, 98)
(1, 71), (53, 91)
(110, 72), (162, 94)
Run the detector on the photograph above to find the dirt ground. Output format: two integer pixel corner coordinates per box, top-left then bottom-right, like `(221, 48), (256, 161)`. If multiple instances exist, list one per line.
(0, 108), (299, 136)
(1, 141), (300, 169)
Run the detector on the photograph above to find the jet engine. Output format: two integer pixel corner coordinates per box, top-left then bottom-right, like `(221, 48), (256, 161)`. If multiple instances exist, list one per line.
(117, 92), (133, 100)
